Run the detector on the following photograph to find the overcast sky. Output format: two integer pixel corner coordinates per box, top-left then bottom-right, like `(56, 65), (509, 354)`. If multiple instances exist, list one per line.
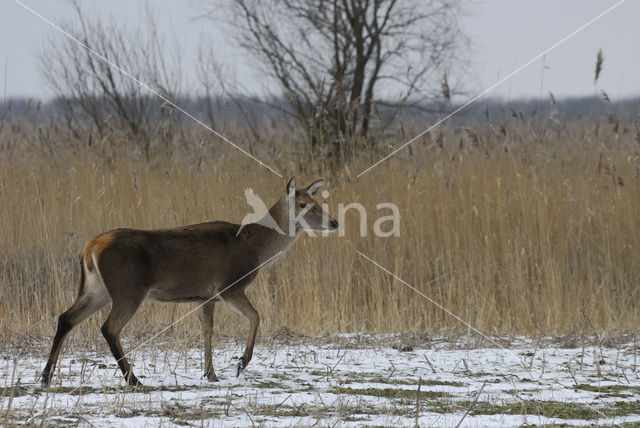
(1, 0), (638, 101)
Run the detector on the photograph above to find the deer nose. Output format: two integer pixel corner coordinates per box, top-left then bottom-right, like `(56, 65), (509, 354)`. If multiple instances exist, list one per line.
(329, 220), (339, 229)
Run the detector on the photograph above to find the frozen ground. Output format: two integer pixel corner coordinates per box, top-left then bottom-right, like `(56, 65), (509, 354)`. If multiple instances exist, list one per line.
(1, 334), (639, 427)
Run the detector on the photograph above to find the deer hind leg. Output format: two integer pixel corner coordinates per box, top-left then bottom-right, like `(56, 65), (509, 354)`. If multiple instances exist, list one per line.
(101, 293), (146, 386)
(42, 267), (110, 386)
(223, 291), (259, 377)
(197, 301), (218, 381)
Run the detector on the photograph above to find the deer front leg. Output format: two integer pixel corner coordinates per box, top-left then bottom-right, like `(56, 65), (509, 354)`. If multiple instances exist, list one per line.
(197, 301), (218, 381)
(223, 291), (259, 377)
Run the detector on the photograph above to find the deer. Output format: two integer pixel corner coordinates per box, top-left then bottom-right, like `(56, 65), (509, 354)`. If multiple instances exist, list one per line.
(41, 178), (338, 386)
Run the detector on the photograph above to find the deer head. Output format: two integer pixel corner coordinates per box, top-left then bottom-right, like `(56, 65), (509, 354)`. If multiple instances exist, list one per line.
(283, 177), (339, 236)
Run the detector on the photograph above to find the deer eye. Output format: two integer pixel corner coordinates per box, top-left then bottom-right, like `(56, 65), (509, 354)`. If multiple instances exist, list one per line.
(299, 203), (308, 209)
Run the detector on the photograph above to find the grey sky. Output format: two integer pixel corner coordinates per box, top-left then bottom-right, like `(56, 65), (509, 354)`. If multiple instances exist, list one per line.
(1, 0), (638, 101)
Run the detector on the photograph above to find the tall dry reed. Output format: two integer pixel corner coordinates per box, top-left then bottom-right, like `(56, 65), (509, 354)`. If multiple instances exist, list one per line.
(1, 114), (639, 352)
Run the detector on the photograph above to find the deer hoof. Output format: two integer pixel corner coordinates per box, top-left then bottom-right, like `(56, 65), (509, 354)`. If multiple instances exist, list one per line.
(41, 373), (51, 387)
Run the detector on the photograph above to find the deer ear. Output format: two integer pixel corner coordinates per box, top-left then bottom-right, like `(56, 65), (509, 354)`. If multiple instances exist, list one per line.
(286, 177), (296, 198)
(305, 179), (324, 196)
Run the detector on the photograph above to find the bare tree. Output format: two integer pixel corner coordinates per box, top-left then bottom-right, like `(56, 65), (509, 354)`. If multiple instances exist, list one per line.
(40, 2), (182, 159)
(203, 0), (467, 161)
(196, 41), (265, 142)
(197, 39), (226, 131)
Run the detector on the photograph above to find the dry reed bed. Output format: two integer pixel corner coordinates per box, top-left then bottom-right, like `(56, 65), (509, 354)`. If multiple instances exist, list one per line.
(1, 119), (639, 351)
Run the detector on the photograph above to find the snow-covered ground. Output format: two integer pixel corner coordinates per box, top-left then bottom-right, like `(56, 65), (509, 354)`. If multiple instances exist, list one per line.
(1, 335), (639, 427)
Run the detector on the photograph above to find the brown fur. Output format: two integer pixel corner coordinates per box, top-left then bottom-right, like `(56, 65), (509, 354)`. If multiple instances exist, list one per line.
(41, 178), (338, 386)
(82, 233), (114, 273)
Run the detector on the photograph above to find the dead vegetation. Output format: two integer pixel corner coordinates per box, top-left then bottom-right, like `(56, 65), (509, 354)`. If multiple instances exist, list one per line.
(1, 100), (639, 350)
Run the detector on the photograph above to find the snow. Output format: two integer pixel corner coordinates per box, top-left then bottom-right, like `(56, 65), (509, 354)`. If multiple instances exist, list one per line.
(1, 335), (639, 427)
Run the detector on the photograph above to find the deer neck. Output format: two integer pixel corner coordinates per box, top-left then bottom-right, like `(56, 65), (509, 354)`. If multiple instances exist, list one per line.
(242, 196), (298, 263)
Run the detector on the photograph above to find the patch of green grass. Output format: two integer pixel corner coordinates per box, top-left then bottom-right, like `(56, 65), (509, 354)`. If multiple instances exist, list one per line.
(114, 411), (138, 419)
(1, 385), (33, 397)
(503, 388), (542, 395)
(354, 376), (465, 387)
(463, 371), (495, 377)
(573, 383), (640, 394)
(332, 386), (448, 400)
(29, 383), (210, 396)
(595, 393), (633, 399)
(308, 370), (463, 389)
(131, 399), (640, 423)
(254, 402), (404, 419)
(420, 379), (466, 387)
(612, 400), (640, 416)
(271, 372), (290, 380)
(116, 403), (224, 421)
(325, 370), (466, 388)
(35, 386), (100, 395)
(469, 400), (596, 419)
(253, 380), (286, 389)
(468, 399), (640, 420)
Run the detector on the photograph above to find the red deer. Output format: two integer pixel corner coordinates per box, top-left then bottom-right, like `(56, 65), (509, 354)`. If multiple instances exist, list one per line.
(41, 178), (338, 386)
